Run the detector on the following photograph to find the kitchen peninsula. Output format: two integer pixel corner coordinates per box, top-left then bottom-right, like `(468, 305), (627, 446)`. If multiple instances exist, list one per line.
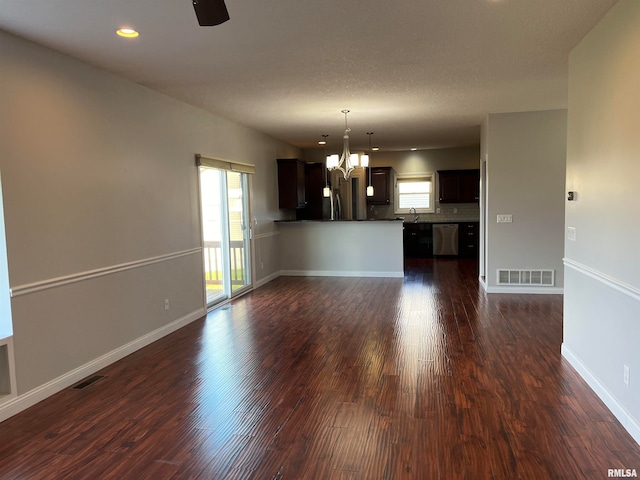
(275, 220), (404, 278)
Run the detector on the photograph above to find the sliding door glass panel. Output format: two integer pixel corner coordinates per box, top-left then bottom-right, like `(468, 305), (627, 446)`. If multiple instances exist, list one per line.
(227, 171), (251, 294)
(200, 168), (227, 305)
(199, 167), (252, 307)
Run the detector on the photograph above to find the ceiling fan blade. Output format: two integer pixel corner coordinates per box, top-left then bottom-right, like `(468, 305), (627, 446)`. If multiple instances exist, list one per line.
(192, 0), (230, 26)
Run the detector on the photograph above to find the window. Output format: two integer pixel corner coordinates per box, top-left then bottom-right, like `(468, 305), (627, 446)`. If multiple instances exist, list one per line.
(395, 173), (434, 214)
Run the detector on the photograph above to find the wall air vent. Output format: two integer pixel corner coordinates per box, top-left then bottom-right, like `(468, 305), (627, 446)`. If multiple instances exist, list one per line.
(70, 375), (106, 390)
(497, 269), (554, 286)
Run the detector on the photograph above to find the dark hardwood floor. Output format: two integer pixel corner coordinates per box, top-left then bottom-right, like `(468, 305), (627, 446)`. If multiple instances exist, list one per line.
(1, 258), (638, 479)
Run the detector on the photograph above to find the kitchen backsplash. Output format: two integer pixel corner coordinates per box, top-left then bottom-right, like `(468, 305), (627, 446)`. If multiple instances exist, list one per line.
(368, 203), (480, 222)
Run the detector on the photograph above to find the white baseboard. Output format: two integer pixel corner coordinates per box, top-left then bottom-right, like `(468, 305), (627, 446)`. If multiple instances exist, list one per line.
(253, 270), (281, 289)
(280, 269), (404, 278)
(562, 344), (640, 446)
(484, 285), (564, 294)
(0, 307), (206, 424)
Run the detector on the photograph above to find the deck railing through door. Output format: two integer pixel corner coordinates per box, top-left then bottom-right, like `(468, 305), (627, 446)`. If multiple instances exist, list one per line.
(203, 240), (245, 286)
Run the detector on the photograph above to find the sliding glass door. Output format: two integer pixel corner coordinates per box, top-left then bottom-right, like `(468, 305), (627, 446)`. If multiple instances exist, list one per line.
(226, 171), (250, 295)
(199, 166), (251, 307)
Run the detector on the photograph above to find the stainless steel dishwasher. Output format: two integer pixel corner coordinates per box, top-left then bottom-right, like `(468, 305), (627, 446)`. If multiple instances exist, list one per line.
(432, 223), (459, 255)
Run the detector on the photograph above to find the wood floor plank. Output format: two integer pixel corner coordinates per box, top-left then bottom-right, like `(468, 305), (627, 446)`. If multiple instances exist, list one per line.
(1, 258), (638, 479)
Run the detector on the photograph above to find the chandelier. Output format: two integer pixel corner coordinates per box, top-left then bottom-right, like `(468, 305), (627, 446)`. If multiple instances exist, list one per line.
(326, 110), (369, 180)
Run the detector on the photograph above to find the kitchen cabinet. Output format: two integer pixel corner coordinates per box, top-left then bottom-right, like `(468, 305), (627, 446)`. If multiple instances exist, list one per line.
(458, 222), (479, 258)
(403, 221), (479, 259)
(438, 171), (460, 203)
(403, 223), (433, 258)
(458, 170), (480, 203)
(438, 169), (480, 203)
(277, 159), (326, 219)
(366, 167), (394, 205)
(277, 158), (306, 209)
(300, 163), (324, 220)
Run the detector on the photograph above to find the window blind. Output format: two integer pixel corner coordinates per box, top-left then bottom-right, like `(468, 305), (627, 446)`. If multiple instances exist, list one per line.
(195, 154), (255, 174)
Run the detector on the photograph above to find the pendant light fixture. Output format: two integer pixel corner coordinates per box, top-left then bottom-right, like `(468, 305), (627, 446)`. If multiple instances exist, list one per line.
(326, 110), (368, 180)
(366, 132), (374, 197)
(321, 134), (331, 197)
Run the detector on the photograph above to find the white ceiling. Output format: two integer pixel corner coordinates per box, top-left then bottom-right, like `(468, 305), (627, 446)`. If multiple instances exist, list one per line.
(0, 0), (618, 152)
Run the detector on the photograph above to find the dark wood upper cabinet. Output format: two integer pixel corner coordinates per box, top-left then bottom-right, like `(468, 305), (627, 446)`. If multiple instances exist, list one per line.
(438, 169), (480, 203)
(366, 167), (393, 205)
(438, 171), (460, 203)
(277, 158), (306, 209)
(300, 162), (324, 220)
(458, 170), (480, 203)
(277, 159), (325, 219)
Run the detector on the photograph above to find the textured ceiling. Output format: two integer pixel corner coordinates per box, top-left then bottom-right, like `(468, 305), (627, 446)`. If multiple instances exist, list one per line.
(0, 0), (618, 152)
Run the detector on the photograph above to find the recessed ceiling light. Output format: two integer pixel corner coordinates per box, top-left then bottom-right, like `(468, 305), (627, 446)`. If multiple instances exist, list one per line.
(411, 147), (418, 151)
(116, 28), (139, 38)
(372, 147), (379, 151)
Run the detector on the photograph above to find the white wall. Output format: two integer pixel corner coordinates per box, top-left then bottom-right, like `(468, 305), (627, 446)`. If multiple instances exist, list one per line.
(277, 221), (404, 277)
(482, 110), (567, 292)
(0, 30), (298, 408)
(563, 0), (640, 443)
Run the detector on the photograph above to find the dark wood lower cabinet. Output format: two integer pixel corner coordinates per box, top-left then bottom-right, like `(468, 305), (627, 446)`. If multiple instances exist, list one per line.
(403, 223), (433, 258)
(458, 222), (479, 258)
(404, 222), (479, 258)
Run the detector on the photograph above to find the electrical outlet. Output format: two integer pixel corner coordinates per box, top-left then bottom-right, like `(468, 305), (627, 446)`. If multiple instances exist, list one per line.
(567, 227), (576, 241)
(453, 208), (457, 214)
(497, 214), (512, 223)
(164, 299), (170, 311)
(624, 365), (630, 386)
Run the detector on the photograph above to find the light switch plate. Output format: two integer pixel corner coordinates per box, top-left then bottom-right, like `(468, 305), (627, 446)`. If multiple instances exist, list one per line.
(497, 214), (512, 223)
(567, 227), (576, 241)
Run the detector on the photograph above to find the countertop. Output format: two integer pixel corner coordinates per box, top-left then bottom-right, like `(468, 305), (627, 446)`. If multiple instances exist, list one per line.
(275, 219), (479, 224)
(274, 219), (403, 223)
(403, 220), (479, 224)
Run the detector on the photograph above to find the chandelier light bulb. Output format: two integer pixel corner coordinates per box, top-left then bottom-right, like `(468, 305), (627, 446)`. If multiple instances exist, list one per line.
(366, 131), (374, 197)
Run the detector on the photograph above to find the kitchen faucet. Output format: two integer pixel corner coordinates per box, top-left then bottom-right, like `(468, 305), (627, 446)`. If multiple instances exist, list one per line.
(409, 207), (419, 223)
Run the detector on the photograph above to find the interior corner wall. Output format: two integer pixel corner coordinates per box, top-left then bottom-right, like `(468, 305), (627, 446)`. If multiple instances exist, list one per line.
(483, 110), (567, 292)
(0, 30), (299, 402)
(563, 0), (640, 443)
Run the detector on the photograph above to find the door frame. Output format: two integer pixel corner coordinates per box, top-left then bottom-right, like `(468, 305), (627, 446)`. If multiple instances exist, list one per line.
(197, 165), (254, 310)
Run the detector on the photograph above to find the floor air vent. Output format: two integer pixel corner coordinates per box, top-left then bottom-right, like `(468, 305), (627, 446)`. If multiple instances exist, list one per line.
(70, 375), (106, 390)
(497, 269), (554, 286)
